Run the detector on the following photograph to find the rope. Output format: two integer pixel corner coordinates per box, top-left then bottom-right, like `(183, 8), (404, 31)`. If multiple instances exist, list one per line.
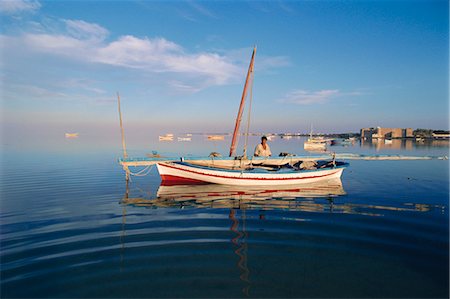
(126, 165), (153, 177)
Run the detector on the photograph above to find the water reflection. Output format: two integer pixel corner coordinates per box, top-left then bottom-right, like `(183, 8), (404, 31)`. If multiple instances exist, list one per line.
(361, 138), (449, 151)
(121, 179), (446, 216)
(122, 179), (346, 210)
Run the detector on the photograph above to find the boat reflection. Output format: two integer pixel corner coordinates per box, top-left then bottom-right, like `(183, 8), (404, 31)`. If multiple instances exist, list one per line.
(121, 179), (446, 216)
(122, 178), (346, 210)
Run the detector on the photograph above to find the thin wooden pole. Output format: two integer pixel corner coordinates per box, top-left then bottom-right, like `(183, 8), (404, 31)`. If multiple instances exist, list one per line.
(229, 46), (257, 157)
(117, 92), (128, 159)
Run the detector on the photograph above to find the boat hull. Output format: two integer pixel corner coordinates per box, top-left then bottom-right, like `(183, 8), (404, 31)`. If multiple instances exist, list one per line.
(156, 162), (344, 186)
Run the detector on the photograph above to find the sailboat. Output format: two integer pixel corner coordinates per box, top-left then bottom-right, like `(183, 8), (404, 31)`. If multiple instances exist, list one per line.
(304, 124), (327, 151)
(155, 47), (347, 185)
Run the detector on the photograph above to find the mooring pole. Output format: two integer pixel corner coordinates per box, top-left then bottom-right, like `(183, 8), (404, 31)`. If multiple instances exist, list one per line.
(117, 92), (129, 181)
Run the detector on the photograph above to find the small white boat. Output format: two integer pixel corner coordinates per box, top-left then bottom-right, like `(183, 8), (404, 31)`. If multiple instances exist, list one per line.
(65, 133), (79, 138)
(156, 160), (346, 186)
(207, 135), (225, 141)
(304, 124), (327, 150)
(177, 137), (192, 142)
(159, 134), (174, 141)
(304, 140), (327, 150)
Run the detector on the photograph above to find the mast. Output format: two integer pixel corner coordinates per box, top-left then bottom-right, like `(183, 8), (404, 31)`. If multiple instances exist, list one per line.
(229, 46), (257, 157)
(117, 92), (128, 159)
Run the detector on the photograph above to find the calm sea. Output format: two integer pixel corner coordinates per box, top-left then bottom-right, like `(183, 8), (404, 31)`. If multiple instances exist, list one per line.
(1, 135), (449, 298)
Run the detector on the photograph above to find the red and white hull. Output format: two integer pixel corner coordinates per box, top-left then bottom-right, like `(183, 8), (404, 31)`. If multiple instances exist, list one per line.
(156, 162), (345, 186)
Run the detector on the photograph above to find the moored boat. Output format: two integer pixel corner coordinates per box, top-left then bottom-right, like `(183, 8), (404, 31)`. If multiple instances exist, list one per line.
(159, 133), (174, 141)
(156, 160), (346, 186)
(177, 137), (192, 141)
(304, 140), (327, 150)
(207, 135), (225, 141)
(65, 133), (79, 138)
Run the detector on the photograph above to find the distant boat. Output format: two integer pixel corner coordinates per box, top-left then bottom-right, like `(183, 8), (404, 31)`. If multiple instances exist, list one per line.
(177, 137), (191, 142)
(304, 125), (327, 150)
(207, 135), (225, 141)
(304, 141), (327, 151)
(159, 134), (174, 141)
(65, 133), (79, 138)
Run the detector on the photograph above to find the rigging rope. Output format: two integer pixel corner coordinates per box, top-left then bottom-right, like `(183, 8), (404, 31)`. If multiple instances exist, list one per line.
(126, 165), (153, 177)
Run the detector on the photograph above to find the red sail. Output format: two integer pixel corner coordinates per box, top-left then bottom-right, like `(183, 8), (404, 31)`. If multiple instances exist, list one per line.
(229, 46), (257, 157)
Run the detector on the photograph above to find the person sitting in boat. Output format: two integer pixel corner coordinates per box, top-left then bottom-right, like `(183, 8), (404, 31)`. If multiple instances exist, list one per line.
(254, 136), (272, 157)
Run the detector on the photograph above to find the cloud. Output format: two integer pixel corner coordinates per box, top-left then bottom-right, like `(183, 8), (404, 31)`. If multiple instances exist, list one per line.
(64, 78), (107, 94)
(64, 19), (109, 42)
(2, 82), (114, 106)
(5, 20), (241, 88)
(278, 89), (367, 105)
(186, 1), (217, 19)
(0, 0), (40, 14)
(278, 89), (341, 105)
(168, 81), (202, 94)
(2, 18), (290, 93)
(257, 55), (291, 70)
(223, 47), (291, 71)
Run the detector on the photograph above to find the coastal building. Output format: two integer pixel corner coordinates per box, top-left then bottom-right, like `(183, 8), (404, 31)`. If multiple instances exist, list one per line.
(360, 127), (413, 139)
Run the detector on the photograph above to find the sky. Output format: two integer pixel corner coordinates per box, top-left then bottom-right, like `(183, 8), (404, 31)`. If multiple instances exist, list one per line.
(1, 0), (448, 139)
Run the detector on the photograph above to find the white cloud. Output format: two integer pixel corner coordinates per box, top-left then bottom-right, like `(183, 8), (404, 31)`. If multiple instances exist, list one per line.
(64, 78), (107, 94)
(2, 82), (114, 106)
(2, 18), (290, 93)
(0, 0), (40, 14)
(278, 89), (340, 105)
(278, 89), (366, 105)
(64, 19), (109, 42)
(2, 83), (68, 101)
(6, 23), (241, 88)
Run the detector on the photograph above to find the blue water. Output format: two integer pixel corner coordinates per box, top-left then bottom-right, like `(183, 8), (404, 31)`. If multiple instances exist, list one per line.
(1, 136), (448, 298)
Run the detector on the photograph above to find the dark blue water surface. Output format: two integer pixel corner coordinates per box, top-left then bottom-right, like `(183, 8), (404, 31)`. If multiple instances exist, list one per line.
(1, 136), (448, 298)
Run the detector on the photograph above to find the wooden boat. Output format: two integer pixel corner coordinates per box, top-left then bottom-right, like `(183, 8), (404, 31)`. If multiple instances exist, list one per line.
(207, 135), (225, 141)
(159, 133), (174, 141)
(65, 133), (79, 138)
(156, 160), (346, 186)
(177, 137), (192, 141)
(304, 125), (328, 150)
(304, 141), (327, 150)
